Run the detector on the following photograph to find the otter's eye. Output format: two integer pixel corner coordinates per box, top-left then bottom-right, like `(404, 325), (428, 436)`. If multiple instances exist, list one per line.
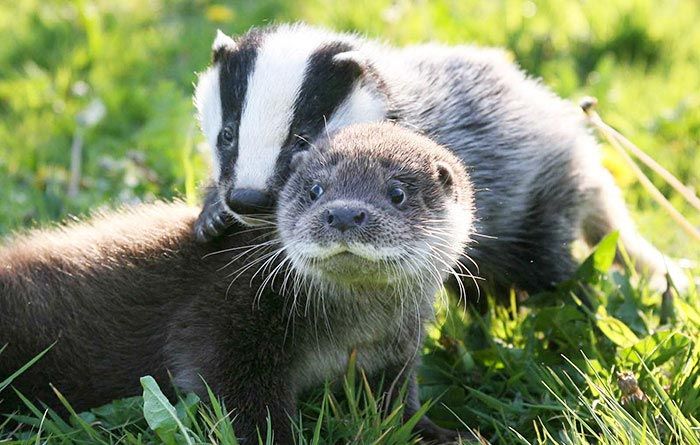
(388, 187), (406, 206)
(220, 127), (235, 145)
(292, 136), (310, 152)
(309, 183), (324, 201)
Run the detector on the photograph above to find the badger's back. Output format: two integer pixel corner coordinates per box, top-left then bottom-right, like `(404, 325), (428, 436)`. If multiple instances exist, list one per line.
(379, 43), (595, 210)
(373, 44), (597, 289)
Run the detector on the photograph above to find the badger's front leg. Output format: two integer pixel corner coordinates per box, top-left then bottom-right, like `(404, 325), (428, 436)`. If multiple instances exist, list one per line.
(194, 185), (234, 242)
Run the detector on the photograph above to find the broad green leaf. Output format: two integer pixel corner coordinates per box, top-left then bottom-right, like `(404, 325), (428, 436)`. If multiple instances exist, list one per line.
(676, 298), (700, 325)
(619, 331), (691, 365)
(175, 392), (200, 428)
(91, 396), (143, 427)
(576, 231), (620, 282)
(592, 231), (619, 273)
(141, 376), (193, 445)
(595, 313), (639, 348)
(392, 399), (431, 443)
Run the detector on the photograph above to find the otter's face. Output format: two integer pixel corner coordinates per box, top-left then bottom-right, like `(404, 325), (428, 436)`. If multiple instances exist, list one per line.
(278, 123), (474, 289)
(193, 25), (387, 226)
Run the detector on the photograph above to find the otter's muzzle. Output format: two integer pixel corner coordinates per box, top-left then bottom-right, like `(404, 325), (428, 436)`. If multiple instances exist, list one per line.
(226, 188), (274, 215)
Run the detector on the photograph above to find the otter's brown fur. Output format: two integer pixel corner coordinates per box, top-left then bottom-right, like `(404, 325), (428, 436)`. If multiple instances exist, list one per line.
(0, 203), (204, 408)
(0, 123), (478, 443)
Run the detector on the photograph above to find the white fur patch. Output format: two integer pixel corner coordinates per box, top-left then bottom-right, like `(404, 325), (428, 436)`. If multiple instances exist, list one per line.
(193, 66), (222, 179)
(295, 241), (404, 262)
(235, 26), (334, 190)
(332, 50), (367, 66)
(325, 83), (387, 134)
(445, 201), (473, 253)
(212, 29), (235, 52)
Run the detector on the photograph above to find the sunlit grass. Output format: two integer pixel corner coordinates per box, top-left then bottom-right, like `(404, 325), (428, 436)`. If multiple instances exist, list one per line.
(1, 235), (699, 443)
(1, 0), (699, 443)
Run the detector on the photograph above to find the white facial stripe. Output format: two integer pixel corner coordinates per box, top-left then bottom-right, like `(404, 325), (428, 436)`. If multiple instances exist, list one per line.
(193, 66), (222, 179)
(235, 26), (334, 190)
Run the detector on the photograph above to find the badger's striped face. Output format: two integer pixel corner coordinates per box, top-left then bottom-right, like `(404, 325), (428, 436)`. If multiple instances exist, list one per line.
(194, 25), (388, 222)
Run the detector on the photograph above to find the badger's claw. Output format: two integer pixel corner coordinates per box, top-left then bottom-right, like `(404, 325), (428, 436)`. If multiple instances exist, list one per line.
(194, 204), (233, 243)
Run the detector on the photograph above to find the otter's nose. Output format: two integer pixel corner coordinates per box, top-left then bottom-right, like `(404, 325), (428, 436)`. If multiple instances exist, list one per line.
(226, 188), (274, 215)
(324, 206), (368, 233)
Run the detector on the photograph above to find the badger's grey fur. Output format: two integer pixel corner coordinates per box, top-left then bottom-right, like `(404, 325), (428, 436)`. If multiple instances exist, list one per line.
(0, 123), (478, 444)
(194, 23), (685, 294)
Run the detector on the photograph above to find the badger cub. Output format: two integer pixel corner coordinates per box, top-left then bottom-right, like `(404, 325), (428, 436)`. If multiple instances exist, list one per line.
(0, 123), (477, 444)
(193, 23), (684, 294)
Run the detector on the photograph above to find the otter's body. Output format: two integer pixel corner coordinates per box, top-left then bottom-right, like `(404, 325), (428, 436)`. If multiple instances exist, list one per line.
(0, 123), (476, 443)
(1, 203), (212, 408)
(0, 204), (419, 430)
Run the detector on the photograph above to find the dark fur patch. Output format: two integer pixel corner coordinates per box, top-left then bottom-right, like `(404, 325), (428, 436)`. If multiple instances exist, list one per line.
(292, 41), (361, 137)
(216, 29), (264, 181)
(268, 42), (362, 194)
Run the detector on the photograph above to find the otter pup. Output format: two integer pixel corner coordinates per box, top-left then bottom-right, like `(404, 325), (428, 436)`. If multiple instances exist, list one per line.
(192, 23), (685, 293)
(0, 123), (476, 443)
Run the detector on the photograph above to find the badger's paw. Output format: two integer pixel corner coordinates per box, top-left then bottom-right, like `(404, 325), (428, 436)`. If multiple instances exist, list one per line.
(194, 202), (234, 243)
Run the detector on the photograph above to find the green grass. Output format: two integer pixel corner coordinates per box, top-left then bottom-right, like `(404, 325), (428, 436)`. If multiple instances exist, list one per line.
(1, 0), (699, 444)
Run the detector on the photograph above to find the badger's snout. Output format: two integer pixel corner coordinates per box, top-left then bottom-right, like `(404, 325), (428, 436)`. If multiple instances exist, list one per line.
(323, 205), (369, 233)
(226, 188), (274, 215)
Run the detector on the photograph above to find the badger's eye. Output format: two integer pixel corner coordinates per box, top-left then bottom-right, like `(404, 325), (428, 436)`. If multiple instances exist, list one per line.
(292, 135), (310, 152)
(309, 183), (324, 201)
(220, 127), (235, 145)
(388, 187), (406, 206)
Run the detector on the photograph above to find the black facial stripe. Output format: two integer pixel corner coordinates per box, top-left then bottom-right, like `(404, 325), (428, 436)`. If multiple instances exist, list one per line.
(292, 41), (361, 137)
(217, 29), (263, 180)
(270, 42), (362, 193)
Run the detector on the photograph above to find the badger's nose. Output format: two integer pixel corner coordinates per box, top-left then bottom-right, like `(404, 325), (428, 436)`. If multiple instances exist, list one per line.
(324, 206), (368, 233)
(226, 188), (274, 215)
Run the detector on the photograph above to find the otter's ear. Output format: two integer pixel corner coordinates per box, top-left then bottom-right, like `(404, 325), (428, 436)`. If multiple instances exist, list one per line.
(436, 162), (455, 194)
(212, 29), (236, 63)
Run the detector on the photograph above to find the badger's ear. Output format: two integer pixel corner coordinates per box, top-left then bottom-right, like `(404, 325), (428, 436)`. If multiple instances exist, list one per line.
(212, 29), (236, 63)
(332, 50), (388, 102)
(332, 50), (372, 76)
(436, 161), (455, 194)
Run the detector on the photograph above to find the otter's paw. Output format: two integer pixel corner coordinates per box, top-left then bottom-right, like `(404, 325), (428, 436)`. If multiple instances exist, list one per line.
(194, 205), (233, 243)
(416, 418), (486, 444)
(421, 430), (485, 445)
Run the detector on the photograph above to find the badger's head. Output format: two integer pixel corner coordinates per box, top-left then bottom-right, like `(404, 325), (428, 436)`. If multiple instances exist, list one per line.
(193, 24), (389, 226)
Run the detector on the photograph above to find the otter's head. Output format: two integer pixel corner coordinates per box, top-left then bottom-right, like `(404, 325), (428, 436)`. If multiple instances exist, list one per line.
(278, 122), (474, 293)
(193, 24), (388, 226)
